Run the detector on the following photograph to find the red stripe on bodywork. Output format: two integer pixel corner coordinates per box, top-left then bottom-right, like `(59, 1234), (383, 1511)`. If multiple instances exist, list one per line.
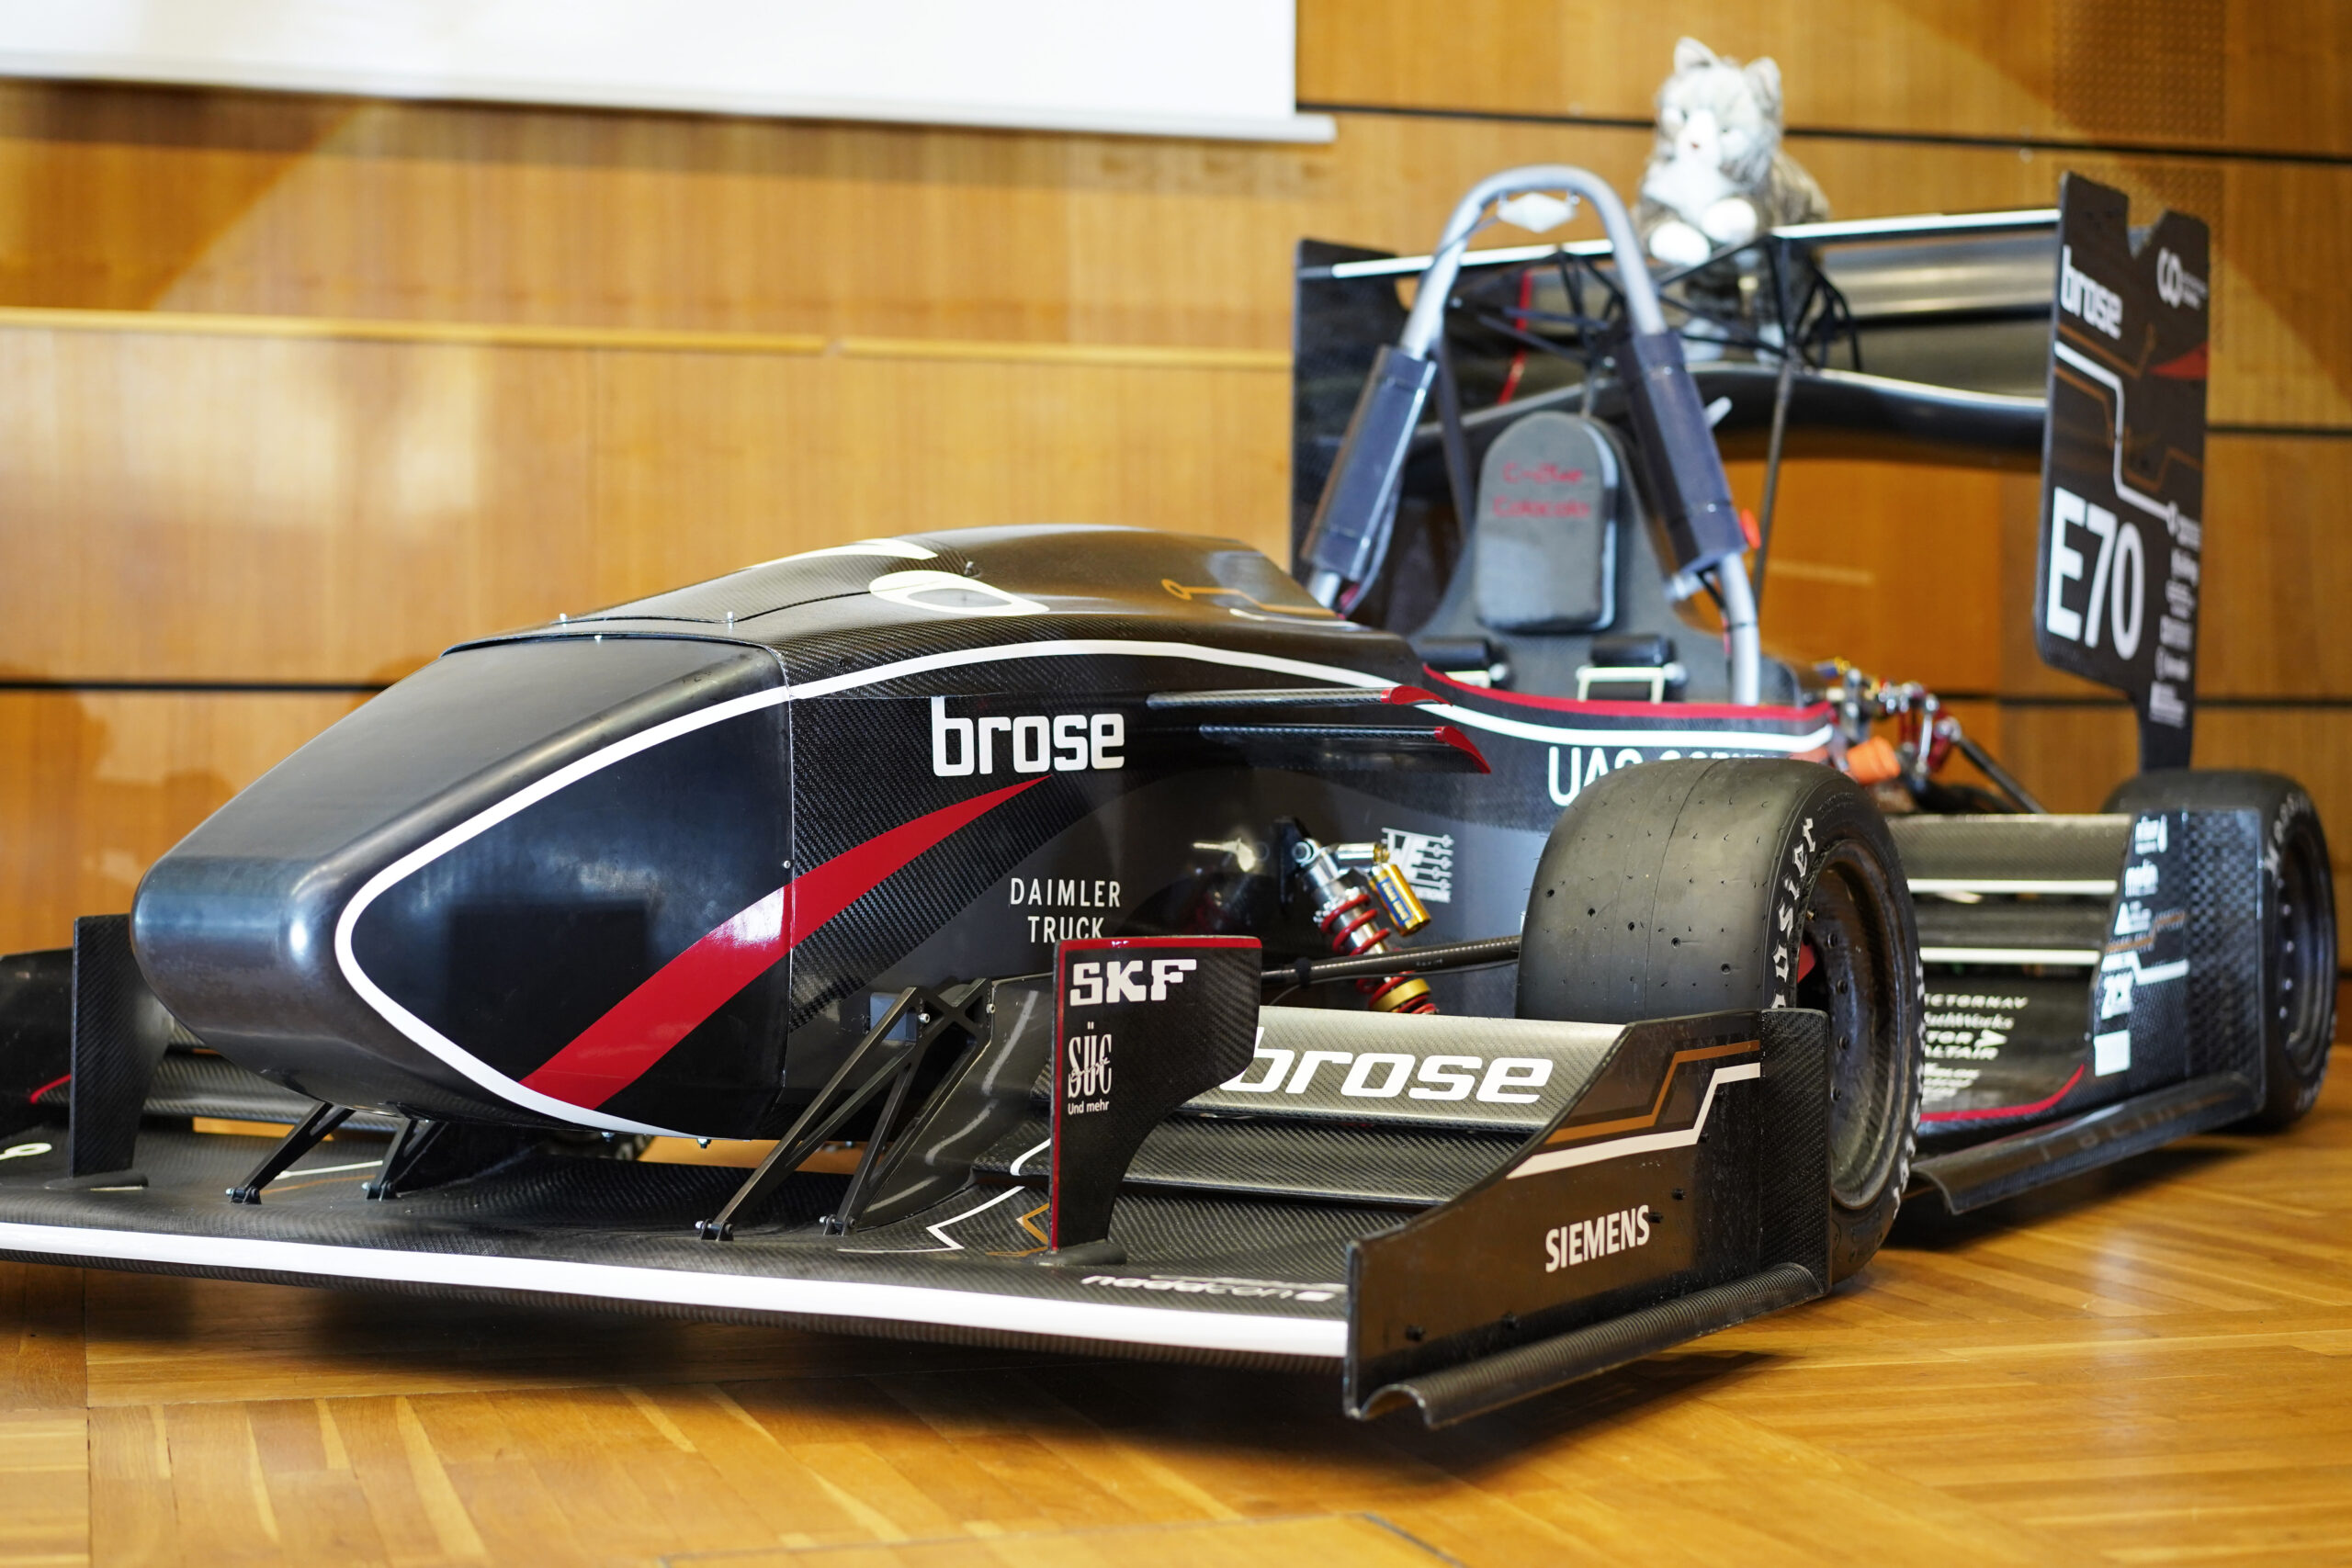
(519, 776), (1043, 1110)
(1919, 1063), (2086, 1125)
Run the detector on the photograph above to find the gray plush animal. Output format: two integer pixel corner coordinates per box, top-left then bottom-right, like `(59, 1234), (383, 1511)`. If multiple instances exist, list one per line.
(1634, 38), (1828, 266)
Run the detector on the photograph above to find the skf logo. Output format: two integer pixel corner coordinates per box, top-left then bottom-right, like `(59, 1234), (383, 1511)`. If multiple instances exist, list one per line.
(1065, 1030), (1114, 1110)
(2156, 247), (2207, 310)
(932, 696), (1124, 777)
(2060, 244), (2123, 339)
(1544, 1205), (1653, 1272)
(1067, 957), (1195, 1006)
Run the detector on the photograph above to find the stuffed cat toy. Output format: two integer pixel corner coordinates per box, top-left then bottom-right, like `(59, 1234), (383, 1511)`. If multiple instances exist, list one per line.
(1634, 38), (1828, 267)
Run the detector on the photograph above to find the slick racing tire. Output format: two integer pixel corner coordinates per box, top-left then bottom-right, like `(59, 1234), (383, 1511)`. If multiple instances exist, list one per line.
(2102, 770), (2336, 1129)
(1516, 759), (1925, 1283)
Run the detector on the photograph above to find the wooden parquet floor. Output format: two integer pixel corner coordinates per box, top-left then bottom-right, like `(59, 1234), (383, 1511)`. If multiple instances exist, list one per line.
(0, 1049), (2346, 1566)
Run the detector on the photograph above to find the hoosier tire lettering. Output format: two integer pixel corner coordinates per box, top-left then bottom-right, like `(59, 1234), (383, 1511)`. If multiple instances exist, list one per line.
(1770, 815), (1817, 1010)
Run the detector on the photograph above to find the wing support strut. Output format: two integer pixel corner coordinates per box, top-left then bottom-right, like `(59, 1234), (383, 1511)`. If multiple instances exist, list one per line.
(225, 1100), (353, 1204)
(695, 980), (989, 1241)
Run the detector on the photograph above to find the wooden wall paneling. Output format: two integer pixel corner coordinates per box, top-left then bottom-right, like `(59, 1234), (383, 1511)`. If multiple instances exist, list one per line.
(2199, 436), (2352, 696)
(2196, 703), (2352, 818)
(2052, 0), (2225, 145)
(587, 350), (1295, 611)
(0, 324), (2033, 691)
(1729, 457), (2008, 694)
(0, 98), (2327, 409)
(1302, 1), (2352, 158)
(0, 85), (356, 310)
(232, 107), (1095, 343)
(1297, 0), (1576, 120)
(0, 119), (2337, 694)
(1996, 701), (2140, 814)
(0, 328), (1294, 684)
(1300, 0), (2067, 137)
(1996, 435), (2352, 703)
(0, 691), (365, 954)
(2224, 0), (2352, 156)
(136, 108), (1652, 344)
(0, 329), (606, 684)
(2216, 162), (2352, 428)
(0, 88), (2337, 420)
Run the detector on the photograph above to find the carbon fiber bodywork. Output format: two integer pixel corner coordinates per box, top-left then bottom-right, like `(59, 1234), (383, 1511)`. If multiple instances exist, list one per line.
(1901, 804), (2287, 1210)
(124, 525), (1831, 1142)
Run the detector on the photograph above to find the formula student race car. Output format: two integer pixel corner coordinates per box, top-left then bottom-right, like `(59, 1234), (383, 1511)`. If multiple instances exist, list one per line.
(0, 165), (2330, 1427)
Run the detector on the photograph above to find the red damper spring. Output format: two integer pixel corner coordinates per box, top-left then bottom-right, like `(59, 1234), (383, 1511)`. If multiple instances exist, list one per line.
(1317, 891), (1435, 1013)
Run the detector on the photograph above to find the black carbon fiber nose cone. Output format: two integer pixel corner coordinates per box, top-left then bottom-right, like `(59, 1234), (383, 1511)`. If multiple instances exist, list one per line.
(132, 635), (791, 1134)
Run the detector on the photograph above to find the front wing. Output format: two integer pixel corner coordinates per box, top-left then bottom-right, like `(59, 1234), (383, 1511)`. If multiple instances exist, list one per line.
(0, 1006), (1829, 1427)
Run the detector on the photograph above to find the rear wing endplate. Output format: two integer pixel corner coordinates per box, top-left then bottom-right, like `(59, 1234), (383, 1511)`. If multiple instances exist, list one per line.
(2032, 173), (2211, 771)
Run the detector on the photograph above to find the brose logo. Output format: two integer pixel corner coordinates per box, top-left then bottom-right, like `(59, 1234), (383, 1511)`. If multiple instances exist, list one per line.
(1067, 958), (1195, 1006)
(932, 696), (1124, 778)
(1221, 1043), (1552, 1102)
(2060, 244), (2123, 339)
(1544, 1205), (1653, 1272)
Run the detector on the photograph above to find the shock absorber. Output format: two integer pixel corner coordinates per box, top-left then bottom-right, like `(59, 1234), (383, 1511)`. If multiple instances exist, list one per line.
(1293, 837), (1437, 1012)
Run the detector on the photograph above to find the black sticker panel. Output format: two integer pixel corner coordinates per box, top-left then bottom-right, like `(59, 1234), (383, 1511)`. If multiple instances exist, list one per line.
(1048, 936), (1261, 1249)
(2035, 174), (2210, 769)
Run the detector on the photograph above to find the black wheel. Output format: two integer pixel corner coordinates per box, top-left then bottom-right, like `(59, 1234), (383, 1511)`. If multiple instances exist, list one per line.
(2102, 769), (2335, 1128)
(1516, 758), (1924, 1282)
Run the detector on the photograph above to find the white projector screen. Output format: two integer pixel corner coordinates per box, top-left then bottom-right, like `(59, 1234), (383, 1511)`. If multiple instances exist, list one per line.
(0, 1), (1333, 143)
